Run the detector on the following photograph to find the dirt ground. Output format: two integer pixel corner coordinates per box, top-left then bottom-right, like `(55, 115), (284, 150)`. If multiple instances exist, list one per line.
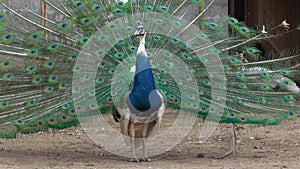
(0, 116), (300, 169)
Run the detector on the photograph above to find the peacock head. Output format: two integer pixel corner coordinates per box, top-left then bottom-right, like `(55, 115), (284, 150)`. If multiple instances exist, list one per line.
(134, 23), (146, 44)
(134, 23), (145, 37)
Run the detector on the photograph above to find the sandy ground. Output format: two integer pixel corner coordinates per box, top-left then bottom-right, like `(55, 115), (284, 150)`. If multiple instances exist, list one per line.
(0, 115), (300, 169)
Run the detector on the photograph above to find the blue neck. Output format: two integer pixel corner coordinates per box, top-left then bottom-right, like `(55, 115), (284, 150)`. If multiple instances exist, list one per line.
(134, 53), (156, 91)
(128, 52), (162, 112)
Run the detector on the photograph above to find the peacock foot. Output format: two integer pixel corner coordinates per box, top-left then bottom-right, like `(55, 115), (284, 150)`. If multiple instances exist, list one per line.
(127, 158), (140, 162)
(141, 157), (151, 162)
(127, 158), (151, 162)
(198, 150), (237, 159)
(210, 150), (235, 159)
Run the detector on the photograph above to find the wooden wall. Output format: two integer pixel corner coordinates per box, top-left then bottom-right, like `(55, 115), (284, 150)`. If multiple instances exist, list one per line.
(230, 0), (300, 52)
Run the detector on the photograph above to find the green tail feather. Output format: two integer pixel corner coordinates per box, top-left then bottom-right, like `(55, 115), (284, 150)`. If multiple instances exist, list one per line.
(0, 0), (299, 139)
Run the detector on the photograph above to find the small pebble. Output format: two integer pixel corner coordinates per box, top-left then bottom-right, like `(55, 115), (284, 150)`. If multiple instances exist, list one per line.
(197, 153), (205, 158)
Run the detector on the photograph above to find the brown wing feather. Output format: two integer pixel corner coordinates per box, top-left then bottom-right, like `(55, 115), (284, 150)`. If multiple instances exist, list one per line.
(127, 119), (158, 148)
(114, 91), (165, 148)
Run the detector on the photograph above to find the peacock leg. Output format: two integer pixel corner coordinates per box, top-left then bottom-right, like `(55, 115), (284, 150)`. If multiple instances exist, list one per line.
(231, 123), (237, 154)
(214, 123), (237, 159)
(198, 123), (238, 159)
(128, 122), (139, 162)
(141, 123), (151, 162)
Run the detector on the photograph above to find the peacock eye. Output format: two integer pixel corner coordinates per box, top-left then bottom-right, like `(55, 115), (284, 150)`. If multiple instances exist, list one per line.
(110, 25), (116, 29)
(115, 9), (121, 14)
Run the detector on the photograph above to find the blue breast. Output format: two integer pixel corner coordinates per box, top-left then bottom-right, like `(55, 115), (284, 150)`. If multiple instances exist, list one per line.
(128, 53), (162, 114)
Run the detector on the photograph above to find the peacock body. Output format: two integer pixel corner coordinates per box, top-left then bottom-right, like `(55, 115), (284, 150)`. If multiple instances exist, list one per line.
(0, 0), (299, 159)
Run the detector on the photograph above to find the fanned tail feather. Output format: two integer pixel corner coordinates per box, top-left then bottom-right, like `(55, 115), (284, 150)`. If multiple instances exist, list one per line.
(0, 0), (299, 139)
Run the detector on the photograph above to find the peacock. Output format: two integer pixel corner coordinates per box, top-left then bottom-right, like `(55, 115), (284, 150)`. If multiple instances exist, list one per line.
(0, 0), (299, 161)
(112, 24), (165, 162)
